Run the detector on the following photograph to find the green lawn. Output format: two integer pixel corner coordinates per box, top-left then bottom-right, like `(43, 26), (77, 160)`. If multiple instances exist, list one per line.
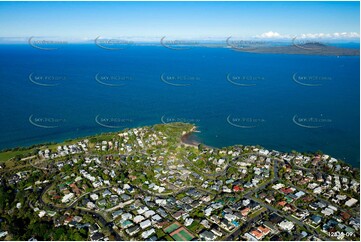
(248, 207), (267, 219)
(186, 220), (200, 233)
(0, 150), (30, 162)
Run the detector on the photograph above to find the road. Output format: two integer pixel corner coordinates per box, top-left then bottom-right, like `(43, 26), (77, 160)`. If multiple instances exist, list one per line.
(77, 206), (123, 241)
(225, 156), (335, 241)
(12, 145), (357, 241)
(224, 157), (279, 240)
(286, 159), (360, 215)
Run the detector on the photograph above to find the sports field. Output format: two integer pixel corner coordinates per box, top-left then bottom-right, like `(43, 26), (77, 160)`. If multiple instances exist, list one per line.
(170, 227), (194, 241)
(164, 222), (181, 234)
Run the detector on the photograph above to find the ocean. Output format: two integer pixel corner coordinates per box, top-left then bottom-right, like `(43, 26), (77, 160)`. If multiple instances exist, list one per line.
(0, 44), (359, 167)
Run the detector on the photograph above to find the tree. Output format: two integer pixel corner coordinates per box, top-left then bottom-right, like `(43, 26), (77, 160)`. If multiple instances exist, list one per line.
(156, 229), (166, 238)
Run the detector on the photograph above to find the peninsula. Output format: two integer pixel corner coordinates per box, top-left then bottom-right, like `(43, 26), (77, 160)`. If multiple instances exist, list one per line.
(0, 123), (359, 241)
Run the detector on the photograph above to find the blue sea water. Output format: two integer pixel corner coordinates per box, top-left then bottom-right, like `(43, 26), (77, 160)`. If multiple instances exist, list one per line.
(0, 44), (359, 167)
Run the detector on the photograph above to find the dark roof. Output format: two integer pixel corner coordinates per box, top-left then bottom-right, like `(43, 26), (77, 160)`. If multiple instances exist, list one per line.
(90, 232), (104, 241)
(269, 213), (283, 224)
(127, 225), (140, 233)
(146, 235), (158, 241)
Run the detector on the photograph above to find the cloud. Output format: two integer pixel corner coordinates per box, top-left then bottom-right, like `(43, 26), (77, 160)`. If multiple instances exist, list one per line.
(258, 31), (283, 38)
(298, 32), (360, 39)
(256, 31), (360, 40)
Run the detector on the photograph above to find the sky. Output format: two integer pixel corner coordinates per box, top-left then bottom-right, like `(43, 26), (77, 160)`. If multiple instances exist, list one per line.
(0, 1), (359, 41)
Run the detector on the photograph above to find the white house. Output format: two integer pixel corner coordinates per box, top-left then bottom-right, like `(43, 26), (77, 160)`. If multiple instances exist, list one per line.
(62, 193), (74, 203)
(141, 228), (155, 239)
(140, 219), (151, 229)
(278, 220), (294, 231)
(345, 198), (358, 207)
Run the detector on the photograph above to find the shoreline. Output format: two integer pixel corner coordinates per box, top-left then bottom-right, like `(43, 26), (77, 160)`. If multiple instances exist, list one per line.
(181, 126), (200, 148)
(180, 126), (215, 149)
(0, 123), (358, 169)
(179, 126), (359, 169)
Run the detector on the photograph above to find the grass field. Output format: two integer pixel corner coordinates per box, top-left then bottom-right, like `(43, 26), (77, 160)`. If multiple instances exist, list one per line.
(248, 207), (267, 219)
(0, 149), (36, 169)
(0, 150), (30, 162)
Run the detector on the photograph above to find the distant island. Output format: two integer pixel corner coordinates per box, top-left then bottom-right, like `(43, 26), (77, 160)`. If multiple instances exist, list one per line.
(230, 43), (360, 56)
